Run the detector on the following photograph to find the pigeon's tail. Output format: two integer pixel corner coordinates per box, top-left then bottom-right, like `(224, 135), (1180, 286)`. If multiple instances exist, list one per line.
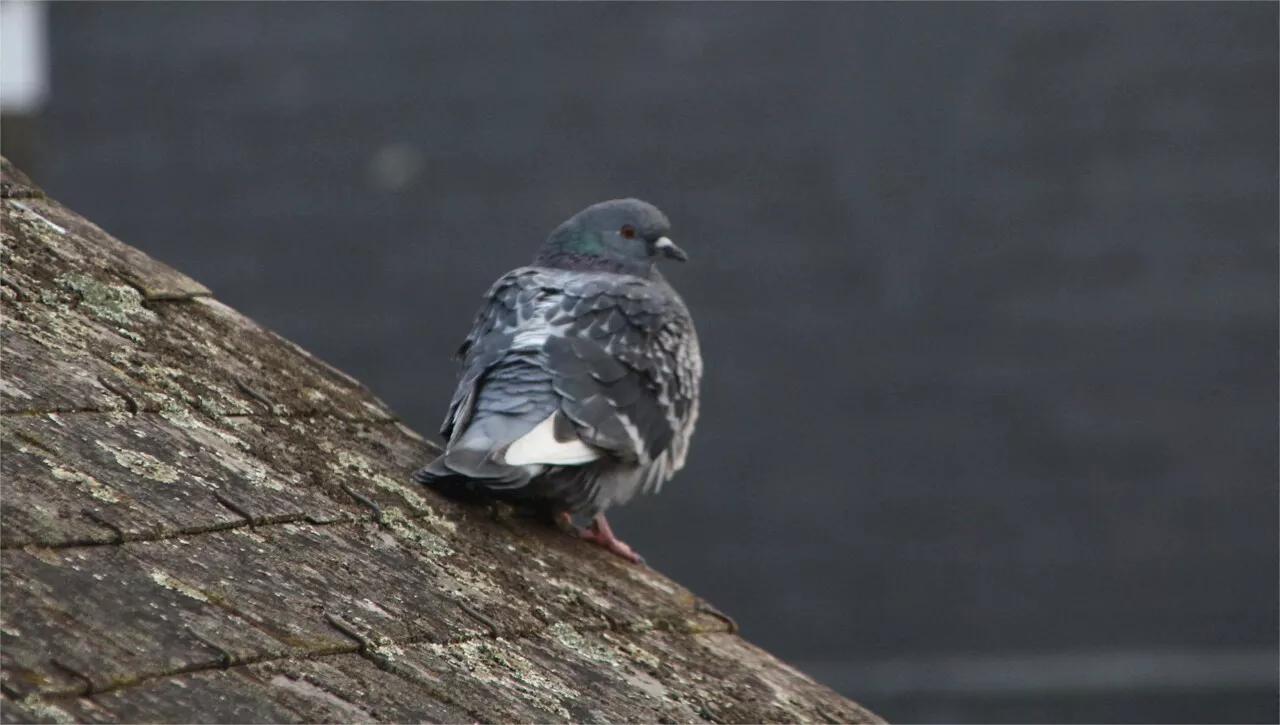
(415, 357), (561, 494)
(413, 455), (627, 519)
(414, 354), (626, 515)
(410, 453), (516, 504)
(411, 444), (534, 506)
(413, 415), (540, 492)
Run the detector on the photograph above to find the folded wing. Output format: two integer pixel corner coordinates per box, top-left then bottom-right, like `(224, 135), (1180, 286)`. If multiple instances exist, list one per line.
(420, 267), (701, 510)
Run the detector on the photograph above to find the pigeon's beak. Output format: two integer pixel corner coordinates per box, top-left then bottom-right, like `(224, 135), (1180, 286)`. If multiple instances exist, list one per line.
(654, 237), (688, 262)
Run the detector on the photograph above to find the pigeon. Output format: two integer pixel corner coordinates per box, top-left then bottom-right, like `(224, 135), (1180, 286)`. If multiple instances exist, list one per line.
(413, 199), (702, 564)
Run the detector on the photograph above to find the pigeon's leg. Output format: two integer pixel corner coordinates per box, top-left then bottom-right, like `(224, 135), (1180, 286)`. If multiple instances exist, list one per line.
(581, 514), (645, 565)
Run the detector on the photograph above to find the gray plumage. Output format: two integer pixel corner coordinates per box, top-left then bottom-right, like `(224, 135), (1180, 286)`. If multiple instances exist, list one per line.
(414, 199), (702, 521)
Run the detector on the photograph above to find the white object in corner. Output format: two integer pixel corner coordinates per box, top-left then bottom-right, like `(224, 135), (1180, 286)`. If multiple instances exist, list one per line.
(0, 0), (49, 114)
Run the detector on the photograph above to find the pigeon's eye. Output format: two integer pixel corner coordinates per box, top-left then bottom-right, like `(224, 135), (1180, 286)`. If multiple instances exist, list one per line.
(619, 225), (637, 239)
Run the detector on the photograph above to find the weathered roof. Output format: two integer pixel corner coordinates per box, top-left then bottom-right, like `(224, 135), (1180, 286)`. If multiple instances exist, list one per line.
(0, 156), (881, 724)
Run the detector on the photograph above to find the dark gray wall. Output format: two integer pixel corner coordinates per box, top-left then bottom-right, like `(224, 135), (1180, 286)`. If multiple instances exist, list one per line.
(33, 3), (1278, 722)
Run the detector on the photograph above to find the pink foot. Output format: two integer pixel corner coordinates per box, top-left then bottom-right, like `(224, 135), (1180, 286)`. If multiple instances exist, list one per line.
(581, 514), (645, 565)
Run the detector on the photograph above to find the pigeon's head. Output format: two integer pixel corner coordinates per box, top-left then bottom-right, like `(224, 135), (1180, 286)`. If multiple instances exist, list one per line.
(537, 198), (688, 273)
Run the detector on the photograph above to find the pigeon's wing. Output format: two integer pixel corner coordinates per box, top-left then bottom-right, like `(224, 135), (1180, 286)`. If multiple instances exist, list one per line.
(440, 267), (548, 444)
(545, 274), (701, 491)
(439, 268), (701, 503)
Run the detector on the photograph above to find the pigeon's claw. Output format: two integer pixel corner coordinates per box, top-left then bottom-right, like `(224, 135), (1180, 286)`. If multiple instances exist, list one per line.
(581, 514), (646, 565)
(552, 510), (645, 564)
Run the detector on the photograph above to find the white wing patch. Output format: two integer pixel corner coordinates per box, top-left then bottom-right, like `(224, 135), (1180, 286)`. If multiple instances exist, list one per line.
(503, 414), (601, 466)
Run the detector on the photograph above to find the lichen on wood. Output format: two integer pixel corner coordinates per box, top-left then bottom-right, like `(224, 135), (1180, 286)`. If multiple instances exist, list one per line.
(0, 156), (882, 724)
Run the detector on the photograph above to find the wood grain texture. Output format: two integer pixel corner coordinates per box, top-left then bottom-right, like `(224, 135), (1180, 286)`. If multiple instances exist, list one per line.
(0, 157), (882, 724)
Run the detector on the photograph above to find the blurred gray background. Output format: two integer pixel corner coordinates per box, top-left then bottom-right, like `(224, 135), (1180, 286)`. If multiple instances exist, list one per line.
(3, 2), (1276, 723)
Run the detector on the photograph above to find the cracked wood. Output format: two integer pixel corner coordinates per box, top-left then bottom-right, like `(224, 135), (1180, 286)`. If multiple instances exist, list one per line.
(0, 156), (883, 724)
